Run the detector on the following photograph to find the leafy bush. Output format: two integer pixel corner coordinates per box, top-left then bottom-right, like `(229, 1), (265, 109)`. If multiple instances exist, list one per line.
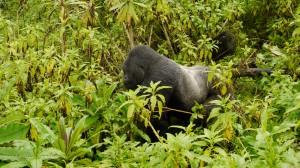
(0, 0), (299, 167)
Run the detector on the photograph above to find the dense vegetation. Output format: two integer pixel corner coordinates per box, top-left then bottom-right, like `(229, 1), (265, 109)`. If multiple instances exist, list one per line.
(0, 0), (299, 167)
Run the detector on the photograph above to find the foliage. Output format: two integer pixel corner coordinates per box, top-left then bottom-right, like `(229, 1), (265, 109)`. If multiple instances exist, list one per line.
(0, 0), (299, 167)
(119, 81), (170, 141)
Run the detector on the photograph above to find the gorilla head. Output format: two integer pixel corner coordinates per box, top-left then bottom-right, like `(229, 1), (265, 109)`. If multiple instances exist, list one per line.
(123, 46), (161, 90)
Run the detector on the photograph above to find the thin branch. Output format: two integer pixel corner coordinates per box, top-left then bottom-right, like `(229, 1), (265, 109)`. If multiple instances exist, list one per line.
(161, 20), (175, 56)
(232, 68), (272, 77)
(123, 22), (135, 49)
(140, 115), (163, 143)
(161, 107), (193, 115)
(148, 25), (153, 46)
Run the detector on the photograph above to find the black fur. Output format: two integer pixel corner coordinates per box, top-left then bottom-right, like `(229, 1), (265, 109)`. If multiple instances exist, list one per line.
(212, 31), (236, 61)
(123, 45), (217, 140)
(123, 46), (214, 108)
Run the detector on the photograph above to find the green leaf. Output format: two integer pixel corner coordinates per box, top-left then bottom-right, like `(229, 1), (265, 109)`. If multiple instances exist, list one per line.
(0, 147), (29, 161)
(150, 96), (157, 111)
(132, 124), (151, 142)
(0, 123), (29, 144)
(40, 147), (65, 160)
(67, 147), (91, 162)
(133, 2), (147, 8)
(29, 118), (56, 144)
(200, 49), (204, 60)
(207, 71), (214, 82)
(198, 155), (213, 163)
(260, 106), (268, 131)
(213, 147), (227, 156)
(127, 104), (135, 120)
(116, 4), (128, 23)
(157, 101), (163, 115)
(30, 158), (42, 168)
(69, 116), (87, 152)
(0, 161), (27, 168)
(157, 94), (166, 104)
(0, 111), (26, 126)
(157, 85), (171, 91)
(221, 85), (227, 95)
(207, 108), (221, 122)
(109, 2), (126, 11)
(292, 27), (300, 36)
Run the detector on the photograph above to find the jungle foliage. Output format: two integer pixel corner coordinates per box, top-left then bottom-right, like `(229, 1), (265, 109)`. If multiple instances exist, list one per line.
(0, 0), (299, 167)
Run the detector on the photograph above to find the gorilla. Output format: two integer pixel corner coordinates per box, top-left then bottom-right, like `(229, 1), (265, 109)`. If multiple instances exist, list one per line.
(123, 45), (212, 110)
(123, 45), (222, 141)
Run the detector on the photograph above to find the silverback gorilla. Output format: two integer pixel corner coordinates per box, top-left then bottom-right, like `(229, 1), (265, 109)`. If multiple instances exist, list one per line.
(123, 45), (216, 140)
(123, 32), (236, 140)
(123, 46), (212, 109)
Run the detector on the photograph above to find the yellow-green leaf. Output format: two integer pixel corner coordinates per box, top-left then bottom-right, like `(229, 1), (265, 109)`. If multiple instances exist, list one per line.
(221, 85), (227, 95)
(200, 49), (204, 60)
(150, 96), (157, 111)
(157, 101), (163, 116)
(127, 105), (135, 120)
